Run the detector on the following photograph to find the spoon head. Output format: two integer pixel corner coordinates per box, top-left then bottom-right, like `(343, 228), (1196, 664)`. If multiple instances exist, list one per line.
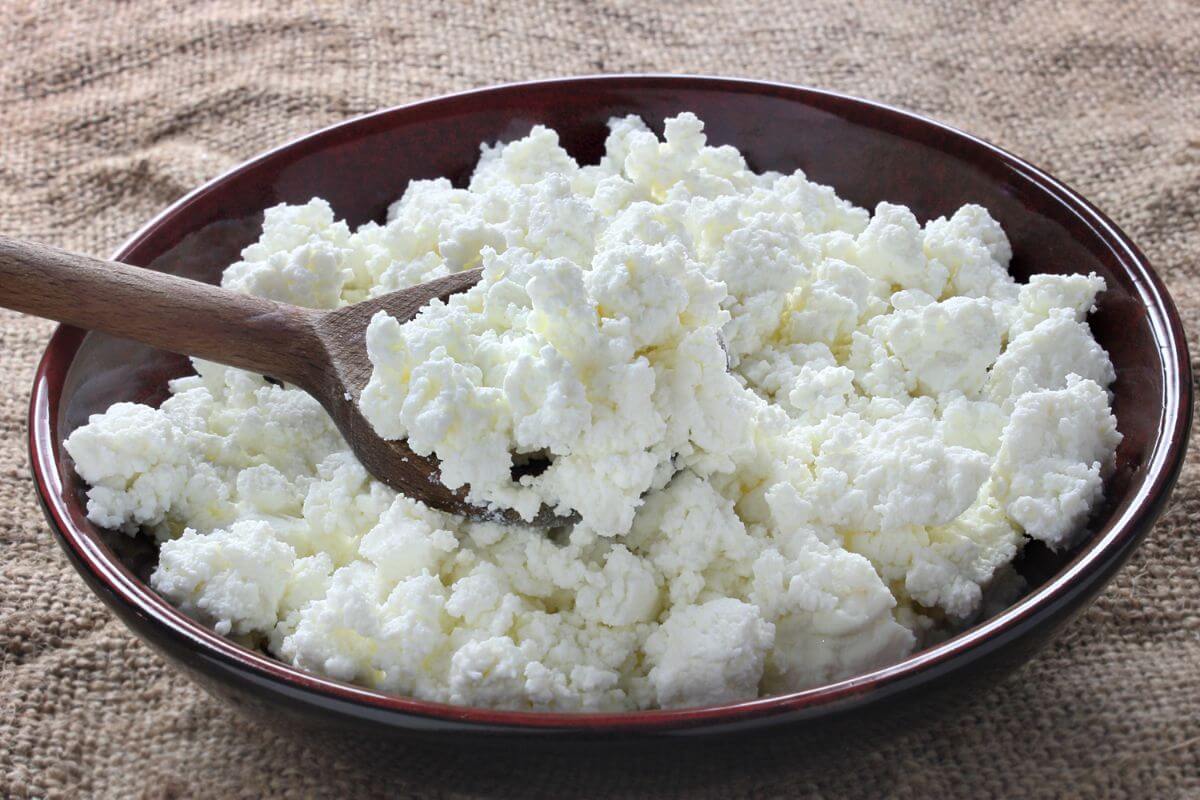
(307, 267), (571, 527)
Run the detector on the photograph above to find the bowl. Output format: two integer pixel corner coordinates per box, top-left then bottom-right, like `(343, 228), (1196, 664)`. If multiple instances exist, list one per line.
(28, 75), (1192, 743)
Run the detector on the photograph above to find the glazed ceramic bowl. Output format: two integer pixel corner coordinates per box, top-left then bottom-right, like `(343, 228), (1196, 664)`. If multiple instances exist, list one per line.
(29, 76), (1191, 743)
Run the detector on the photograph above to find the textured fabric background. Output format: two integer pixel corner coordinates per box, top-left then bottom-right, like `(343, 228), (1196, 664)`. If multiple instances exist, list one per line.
(1, 1), (1197, 797)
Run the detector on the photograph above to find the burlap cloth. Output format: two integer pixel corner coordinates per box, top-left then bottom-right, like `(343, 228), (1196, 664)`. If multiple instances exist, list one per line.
(1, 1), (1197, 797)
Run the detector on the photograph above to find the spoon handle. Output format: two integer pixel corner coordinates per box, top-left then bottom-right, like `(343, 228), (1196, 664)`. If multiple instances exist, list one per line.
(0, 235), (320, 387)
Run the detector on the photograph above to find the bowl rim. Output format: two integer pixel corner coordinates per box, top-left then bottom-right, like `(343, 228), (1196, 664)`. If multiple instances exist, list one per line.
(28, 73), (1193, 733)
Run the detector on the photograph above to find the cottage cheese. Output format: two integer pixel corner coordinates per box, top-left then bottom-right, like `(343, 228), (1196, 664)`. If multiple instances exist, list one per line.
(65, 113), (1121, 711)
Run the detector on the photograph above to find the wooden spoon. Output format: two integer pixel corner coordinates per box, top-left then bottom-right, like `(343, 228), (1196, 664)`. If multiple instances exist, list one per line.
(0, 235), (563, 525)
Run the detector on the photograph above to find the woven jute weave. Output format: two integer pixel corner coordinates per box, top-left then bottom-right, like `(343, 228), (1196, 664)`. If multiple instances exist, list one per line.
(1, 1), (1197, 797)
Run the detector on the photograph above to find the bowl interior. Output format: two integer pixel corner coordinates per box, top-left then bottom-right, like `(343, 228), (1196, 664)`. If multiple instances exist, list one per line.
(42, 77), (1178, 716)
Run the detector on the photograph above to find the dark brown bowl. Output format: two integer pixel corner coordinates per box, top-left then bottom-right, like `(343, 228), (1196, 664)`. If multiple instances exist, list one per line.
(28, 75), (1192, 743)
